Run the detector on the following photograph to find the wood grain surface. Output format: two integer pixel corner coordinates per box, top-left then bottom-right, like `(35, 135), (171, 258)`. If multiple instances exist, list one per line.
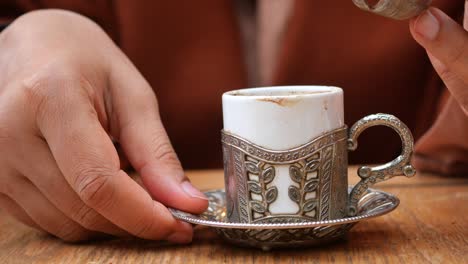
(0, 167), (467, 264)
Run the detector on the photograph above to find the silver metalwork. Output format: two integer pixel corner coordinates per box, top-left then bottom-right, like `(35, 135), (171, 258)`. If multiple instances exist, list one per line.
(221, 113), (414, 225)
(352, 0), (432, 20)
(222, 127), (349, 223)
(169, 188), (399, 250)
(168, 113), (414, 249)
(347, 114), (416, 216)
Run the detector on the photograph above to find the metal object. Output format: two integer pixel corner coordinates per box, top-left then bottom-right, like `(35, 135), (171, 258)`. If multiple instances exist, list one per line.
(347, 114), (416, 216)
(221, 113), (415, 225)
(352, 0), (432, 20)
(169, 113), (414, 249)
(169, 188), (400, 250)
(222, 127), (349, 224)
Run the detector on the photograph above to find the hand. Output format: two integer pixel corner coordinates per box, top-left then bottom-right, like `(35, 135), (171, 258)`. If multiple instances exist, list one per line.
(0, 10), (207, 242)
(410, 5), (468, 115)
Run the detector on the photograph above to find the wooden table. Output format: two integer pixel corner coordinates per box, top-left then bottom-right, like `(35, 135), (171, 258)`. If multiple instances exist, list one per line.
(1, 167), (467, 263)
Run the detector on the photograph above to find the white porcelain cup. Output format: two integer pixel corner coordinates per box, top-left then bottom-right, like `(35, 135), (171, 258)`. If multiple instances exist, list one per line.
(221, 86), (416, 224)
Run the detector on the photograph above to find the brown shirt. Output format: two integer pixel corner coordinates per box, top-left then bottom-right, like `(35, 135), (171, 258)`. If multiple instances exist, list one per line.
(2, 0), (467, 175)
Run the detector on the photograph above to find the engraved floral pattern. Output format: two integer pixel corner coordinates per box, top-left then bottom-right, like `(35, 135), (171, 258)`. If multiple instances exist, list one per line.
(222, 127), (348, 223)
(288, 156), (320, 219)
(245, 159), (278, 219)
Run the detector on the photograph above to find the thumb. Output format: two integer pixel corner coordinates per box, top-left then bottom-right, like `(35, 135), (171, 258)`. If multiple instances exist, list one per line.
(107, 56), (208, 214)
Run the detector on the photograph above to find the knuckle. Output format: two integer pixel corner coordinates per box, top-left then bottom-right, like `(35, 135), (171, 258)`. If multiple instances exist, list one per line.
(20, 64), (79, 118)
(154, 140), (177, 161)
(148, 137), (183, 173)
(127, 127), (182, 171)
(74, 167), (115, 210)
(18, 61), (101, 127)
(150, 136), (178, 163)
(22, 62), (68, 96)
(71, 202), (102, 231)
(21, 79), (49, 118)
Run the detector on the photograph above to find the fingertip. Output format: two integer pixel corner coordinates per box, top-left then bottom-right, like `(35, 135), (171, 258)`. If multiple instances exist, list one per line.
(181, 181), (208, 201)
(413, 8), (440, 41)
(179, 181), (209, 214)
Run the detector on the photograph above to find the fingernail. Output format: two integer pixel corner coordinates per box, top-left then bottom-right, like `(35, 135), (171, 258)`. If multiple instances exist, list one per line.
(181, 181), (209, 201)
(415, 9), (440, 41)
(167, 231), (192, 244)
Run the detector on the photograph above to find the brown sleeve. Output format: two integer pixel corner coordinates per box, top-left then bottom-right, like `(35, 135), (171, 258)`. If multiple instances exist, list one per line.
(413, 90), (468, 176)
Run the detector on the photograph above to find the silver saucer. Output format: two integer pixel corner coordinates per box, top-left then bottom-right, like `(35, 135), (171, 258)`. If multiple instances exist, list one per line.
(169, 187), (399, 250)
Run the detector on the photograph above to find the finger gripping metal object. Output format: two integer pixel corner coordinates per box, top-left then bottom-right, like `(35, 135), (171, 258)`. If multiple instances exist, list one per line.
(171, 113), (415, 249)
(352, 0), (432, 20)
(169, 188), (400, 250)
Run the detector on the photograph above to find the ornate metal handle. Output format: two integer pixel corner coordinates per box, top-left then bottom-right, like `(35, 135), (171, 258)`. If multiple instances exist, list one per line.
(352, 0), (432, 20)
(347, 113), (416, 216)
